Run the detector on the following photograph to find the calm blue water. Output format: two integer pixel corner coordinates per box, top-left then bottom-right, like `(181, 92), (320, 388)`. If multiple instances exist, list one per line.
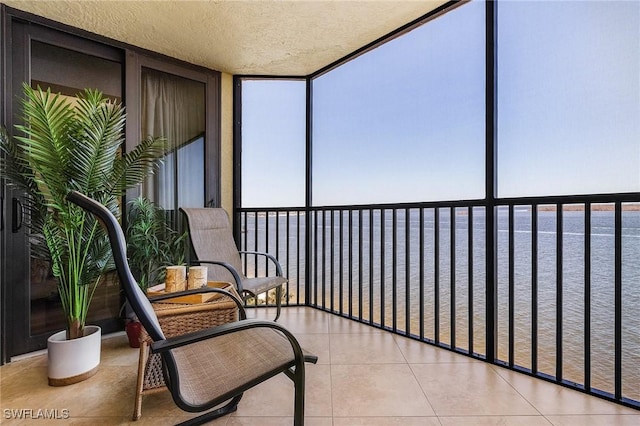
(243, 208), (640, 401)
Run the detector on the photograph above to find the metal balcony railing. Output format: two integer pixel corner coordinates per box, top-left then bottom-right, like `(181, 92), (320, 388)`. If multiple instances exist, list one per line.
(238, 196), (640, 410)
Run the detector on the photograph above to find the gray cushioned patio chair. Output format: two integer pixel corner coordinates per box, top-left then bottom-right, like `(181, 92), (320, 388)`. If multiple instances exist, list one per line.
(68, 191), (317, 426)
(180, 207), (287, 321)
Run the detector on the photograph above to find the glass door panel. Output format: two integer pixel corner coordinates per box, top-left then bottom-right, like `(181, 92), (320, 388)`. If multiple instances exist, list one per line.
(29, 41), (124, 337)
(141, 67), (206, 231)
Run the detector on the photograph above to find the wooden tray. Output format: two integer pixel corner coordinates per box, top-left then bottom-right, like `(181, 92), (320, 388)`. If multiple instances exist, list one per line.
(147, 281), (233, 304)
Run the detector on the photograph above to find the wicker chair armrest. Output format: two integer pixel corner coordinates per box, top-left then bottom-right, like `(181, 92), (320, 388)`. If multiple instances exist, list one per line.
(238, 251), (284, 276)
(148, 287), (246, 319)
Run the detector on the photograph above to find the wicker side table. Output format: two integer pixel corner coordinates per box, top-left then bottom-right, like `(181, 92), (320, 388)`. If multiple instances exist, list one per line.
(133, 285), (239, 420)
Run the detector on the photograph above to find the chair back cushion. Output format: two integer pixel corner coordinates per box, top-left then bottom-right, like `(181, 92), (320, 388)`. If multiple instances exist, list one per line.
(181, 208), (245, 284)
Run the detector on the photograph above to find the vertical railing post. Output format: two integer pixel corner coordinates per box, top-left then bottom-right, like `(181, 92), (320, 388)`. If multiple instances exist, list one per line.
(380, 209), (386, 328)
(531, 204), (539, 374)
(508, 204), (515, 367)
(434, 207), (440, 344)
(556, 204), (563, 381)
(392, 208), (397, 332)
(330, 209), (335, 311)
(369, 207), (375, 324)
(348, 209), (353, 318)
(406, 208), (412, 336)
(485, 204), (497, 362)
(358, 209), (364, 320)
(339, 209), (344, 315)
(450, 207), (456, 347)
(614, 201), (622, 399)
(420, 208), (425, 340)
(468, 206), (474, 354)
(584, 203), (591, 391)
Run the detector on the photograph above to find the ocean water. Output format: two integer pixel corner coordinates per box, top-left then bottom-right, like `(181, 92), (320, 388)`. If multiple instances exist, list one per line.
(242, 207), (640, 402)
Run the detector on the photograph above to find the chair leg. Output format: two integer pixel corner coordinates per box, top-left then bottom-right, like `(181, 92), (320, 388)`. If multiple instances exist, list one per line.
(293, 364), (306, 426)
(176, 394), (243, 426)
(274, 285), (282, 322)
(133, 341), (149, 420)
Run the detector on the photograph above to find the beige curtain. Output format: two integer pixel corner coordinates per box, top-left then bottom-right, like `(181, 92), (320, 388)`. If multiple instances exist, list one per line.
(141, 68), (205, 210)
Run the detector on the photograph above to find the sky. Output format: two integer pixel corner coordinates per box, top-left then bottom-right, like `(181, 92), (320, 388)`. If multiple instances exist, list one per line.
(497, 0), (640, 198)
(242, 0), (640, 208)
(241, 79), (306, 207)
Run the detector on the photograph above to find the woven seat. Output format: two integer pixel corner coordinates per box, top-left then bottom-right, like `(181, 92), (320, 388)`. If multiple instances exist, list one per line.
(68, 191), (317, 426)
(180, 208), (287, 320)
(173, 327), (294, 405)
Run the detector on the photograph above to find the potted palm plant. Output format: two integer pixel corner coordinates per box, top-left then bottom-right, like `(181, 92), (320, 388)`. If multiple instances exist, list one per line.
(0, 84), (164, 385)
(124, 196), (186, 347)
(126, 196), (186, 293)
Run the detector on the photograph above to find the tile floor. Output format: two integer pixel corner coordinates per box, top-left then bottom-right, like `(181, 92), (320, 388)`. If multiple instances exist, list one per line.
(1, 307), (639, 425)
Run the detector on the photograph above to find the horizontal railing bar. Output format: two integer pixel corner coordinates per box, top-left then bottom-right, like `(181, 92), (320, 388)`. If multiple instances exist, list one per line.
(238, 192), (640, 214)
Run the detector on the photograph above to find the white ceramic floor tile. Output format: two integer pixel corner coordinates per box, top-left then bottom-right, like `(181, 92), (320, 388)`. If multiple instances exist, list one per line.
(545, 415), (640, 426)
(411, 362), (539, 416)
(394, 334), (478, 364)
(331, 364), (435, 417)
(439, 415), (553, 426)
(330, 333), (405, 364)
(493, 368), (640, 416)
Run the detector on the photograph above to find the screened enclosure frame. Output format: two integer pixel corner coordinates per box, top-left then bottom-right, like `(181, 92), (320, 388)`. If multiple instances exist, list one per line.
(234, 0), (640, 411)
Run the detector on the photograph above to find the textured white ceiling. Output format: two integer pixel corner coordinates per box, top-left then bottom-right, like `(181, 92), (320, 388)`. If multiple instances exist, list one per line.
(3, 0), (448, 75)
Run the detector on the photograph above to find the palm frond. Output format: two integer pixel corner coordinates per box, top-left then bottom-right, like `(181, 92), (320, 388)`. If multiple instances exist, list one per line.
(15, 84), (76, 209)
(70, 89), (126, 194)
(108, 136), (166, 195)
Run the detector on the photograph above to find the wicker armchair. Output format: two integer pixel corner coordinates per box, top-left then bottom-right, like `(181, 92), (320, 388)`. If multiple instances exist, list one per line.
(180, 207), (287, 320)
(68, 191), (318, 426)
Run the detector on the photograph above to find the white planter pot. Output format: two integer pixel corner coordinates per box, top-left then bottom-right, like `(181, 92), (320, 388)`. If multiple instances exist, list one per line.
(47, 325), (101, 386)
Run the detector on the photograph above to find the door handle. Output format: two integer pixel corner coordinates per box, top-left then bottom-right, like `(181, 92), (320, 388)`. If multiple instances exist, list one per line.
(12, 197), (23, 233)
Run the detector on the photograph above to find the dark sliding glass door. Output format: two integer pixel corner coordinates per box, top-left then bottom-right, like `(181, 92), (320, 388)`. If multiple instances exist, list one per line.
(4, 22), (124, 356)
